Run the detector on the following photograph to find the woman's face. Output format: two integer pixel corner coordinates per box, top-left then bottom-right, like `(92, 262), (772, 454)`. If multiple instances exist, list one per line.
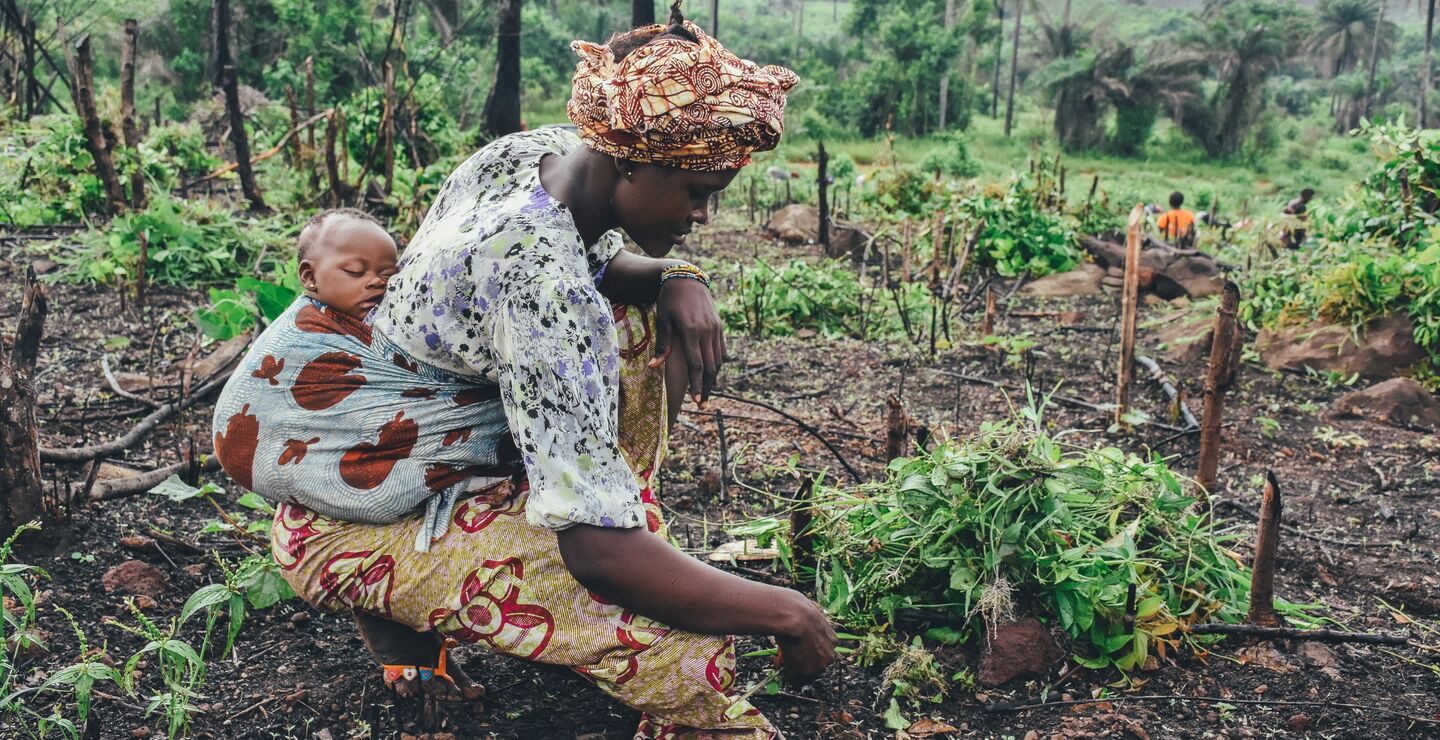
(612, 164), (740, 257)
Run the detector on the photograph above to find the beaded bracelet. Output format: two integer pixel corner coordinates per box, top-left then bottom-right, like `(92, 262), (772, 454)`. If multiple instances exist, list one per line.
(659, 263), (712, 290)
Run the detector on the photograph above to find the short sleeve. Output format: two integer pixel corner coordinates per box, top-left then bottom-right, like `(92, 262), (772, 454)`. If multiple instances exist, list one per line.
(489, 278), (646, 530)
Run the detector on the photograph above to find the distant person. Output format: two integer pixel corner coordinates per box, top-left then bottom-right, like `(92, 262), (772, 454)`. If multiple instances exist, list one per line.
(1282, 188), (1314, 249)
(1156, 191), (1196, 248)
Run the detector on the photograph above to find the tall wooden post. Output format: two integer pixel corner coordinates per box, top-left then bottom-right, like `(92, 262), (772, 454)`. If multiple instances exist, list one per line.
(817, 141), (829, 253)
(305, 56), (316, 149)
(1114, 204), (1144, 425)
(20, 14), (35, 118)
(1196, 281), (1241, 498)
(214, 0), (266, 211)
(65, 33), (127, 213)
(120, 19), (145, 210)
(285, 85), (302, 169)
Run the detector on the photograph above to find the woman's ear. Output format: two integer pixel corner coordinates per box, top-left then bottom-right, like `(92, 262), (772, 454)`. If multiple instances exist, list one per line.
(613, 157), (635, 180)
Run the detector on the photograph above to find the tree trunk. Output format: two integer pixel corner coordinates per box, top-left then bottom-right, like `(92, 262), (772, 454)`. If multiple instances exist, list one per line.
(0, 268), (48, 540)
(120, 18), (145, 211)
(710, 0), (719, 38)
(482, 0), (522, 139)
(817, 141), (829, 252)
(938, 0), (956, 131)
(633, 0), (655, 27)
(1424, 0), (1435, 128)
(65, 32), (127, 214)
(383, 61), (395, 194)
(1362, 0), (1386, 120)
(991, 4), (1004, 118)
(214, 0), (266, 211)
(1004, 0), (1021, 136)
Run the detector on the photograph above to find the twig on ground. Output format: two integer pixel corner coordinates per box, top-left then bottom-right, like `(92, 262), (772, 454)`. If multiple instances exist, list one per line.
(41, 371), (231, 464)
(709, 391), (863, 482)
(731, 361), (788, 382)
(1187, 623), (1409, 646)
(101, 354), (161, 409)
(983, 694), (1438, 725)
(929, 368), (1185, 433)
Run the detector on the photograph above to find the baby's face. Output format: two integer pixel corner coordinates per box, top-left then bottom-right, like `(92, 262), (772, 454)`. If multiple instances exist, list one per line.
(299, 219), (398, 319)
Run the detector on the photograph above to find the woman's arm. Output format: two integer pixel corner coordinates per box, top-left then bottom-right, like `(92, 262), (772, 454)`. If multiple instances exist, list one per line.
(557, 524), (839, 681)
(599, 250), (726, 405)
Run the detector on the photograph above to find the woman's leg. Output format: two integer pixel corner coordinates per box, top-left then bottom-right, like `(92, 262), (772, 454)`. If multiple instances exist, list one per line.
(272, 487), (775, 737)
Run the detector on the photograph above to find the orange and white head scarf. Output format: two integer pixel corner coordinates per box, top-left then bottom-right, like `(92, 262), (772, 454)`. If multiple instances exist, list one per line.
(567, 20), (800, 172)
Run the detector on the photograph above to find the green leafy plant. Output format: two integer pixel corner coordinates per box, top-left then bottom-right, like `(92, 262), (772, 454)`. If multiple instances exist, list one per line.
(790, 400), (1299, 675)
(194, 268), (302, 341)
(720, 257), (930, 342)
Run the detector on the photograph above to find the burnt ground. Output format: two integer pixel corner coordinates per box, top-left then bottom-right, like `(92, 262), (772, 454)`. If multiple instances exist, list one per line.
(2, 215), (1439, 740)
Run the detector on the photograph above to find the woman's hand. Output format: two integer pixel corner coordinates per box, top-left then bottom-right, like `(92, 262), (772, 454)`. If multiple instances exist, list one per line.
(774, 592), (841, 683)
(650, 277), (726, 406)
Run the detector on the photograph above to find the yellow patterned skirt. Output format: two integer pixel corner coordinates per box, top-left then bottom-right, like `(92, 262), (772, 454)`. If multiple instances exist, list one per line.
(268, 305), (777, 738)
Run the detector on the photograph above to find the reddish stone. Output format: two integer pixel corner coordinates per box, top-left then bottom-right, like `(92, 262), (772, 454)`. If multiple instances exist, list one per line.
(101, 560), (169, 598)
(977, 618), (1063, 687)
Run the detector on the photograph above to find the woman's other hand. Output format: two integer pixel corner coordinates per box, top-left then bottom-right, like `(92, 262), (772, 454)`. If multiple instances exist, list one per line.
(650, 277), (726, 406)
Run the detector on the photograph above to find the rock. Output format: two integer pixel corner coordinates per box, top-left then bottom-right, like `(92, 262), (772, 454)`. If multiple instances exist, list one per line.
(1078, 236), (1223, 299)
(1150, 310), (1214, 364)
(131, 728), (152, 739)
(977, 618), (1062, 687)
(1100, 275), (1125, 289)
(763, 204), (872, 259)
(29, 258), (57, 275)
(134, 595), (158, 610)
(1287, 713), (1313, 732)
(101, 560), (169, 598)
(289, 611), (311, 625)
(1019, 263), (1105, 297)
(1023, 731), (1040, 740)
(1255, 314), (1427, 380)
(183, 563), (208, 577)
(1162, 255), (1222, 298)
(1331, 378), (1440, 429)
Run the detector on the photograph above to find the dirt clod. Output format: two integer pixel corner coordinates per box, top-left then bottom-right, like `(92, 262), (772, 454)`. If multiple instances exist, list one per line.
(101, 560), (169, 597)
(978, 618), (1062, 687)
(1287, 713), (1313, 732)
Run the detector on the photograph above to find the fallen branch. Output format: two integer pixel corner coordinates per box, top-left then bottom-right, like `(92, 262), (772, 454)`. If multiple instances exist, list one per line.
(1187, 623), (1409, 646)
(90, 456), (220, 502)
(1135, 354), (1198, 430)
(186, 109), (330, 187)
(983, 693), (1436, 725)
(709, 391), (862, 482)
(40, 371), (231, 464)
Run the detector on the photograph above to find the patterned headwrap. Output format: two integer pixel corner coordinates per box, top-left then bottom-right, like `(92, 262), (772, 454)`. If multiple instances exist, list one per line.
(567, 20), (800, 171)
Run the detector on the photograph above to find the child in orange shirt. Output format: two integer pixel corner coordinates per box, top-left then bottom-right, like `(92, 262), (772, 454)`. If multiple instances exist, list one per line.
(1156, 191), (1196, 247)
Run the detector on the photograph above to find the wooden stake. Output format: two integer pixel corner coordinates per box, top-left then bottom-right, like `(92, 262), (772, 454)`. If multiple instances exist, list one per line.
(324, 110), (345, 206)
(1114, 204), (1144, 426)
(817, 141), (830, 254)
(1247, 471), (1282, 627)
(884, 394), (909, 461)
(715, 410), (729, 505)
(134, 231), (148, 308)
(305, 56), (316, 149)
(790, 476), (817, 591)
(67, 33), (127, 213)
(120, 18), (145, 210)
(981, 284), (997, 336)
(1196, 280), (1241, 499)
(284, 85), (302, 169)
(901, 218), (912, 283)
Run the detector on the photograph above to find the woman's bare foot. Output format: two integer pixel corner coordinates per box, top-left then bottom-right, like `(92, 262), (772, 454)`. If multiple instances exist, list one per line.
(352, 610), (485, 702)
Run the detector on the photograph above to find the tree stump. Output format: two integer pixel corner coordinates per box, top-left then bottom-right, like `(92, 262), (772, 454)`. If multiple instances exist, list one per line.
(1, 268), (49, 539)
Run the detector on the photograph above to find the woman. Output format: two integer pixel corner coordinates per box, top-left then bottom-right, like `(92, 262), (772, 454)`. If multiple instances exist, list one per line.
(218, 11), (834, 738)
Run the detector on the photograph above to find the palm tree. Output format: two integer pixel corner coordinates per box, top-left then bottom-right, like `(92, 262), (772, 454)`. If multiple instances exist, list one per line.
(1181, 2), (1306, 158)
(1037, 47), (1129, 151)
(1310, 0), (1392, 79)
(1109, 49), (1206, 156)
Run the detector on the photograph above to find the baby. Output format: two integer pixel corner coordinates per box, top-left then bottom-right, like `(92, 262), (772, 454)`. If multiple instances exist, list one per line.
(214, 208), (516, 550)
(296, 208), (398, 319)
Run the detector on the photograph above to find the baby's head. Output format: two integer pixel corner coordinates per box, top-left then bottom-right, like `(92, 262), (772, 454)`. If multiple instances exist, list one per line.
(297, 208), (398, 318)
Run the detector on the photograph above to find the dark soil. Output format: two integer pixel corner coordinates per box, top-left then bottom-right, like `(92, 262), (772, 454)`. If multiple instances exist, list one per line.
(3, 215), (1438, 739)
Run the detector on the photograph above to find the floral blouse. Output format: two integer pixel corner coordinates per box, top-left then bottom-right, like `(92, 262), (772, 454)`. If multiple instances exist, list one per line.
(374, 128), (643, 531)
